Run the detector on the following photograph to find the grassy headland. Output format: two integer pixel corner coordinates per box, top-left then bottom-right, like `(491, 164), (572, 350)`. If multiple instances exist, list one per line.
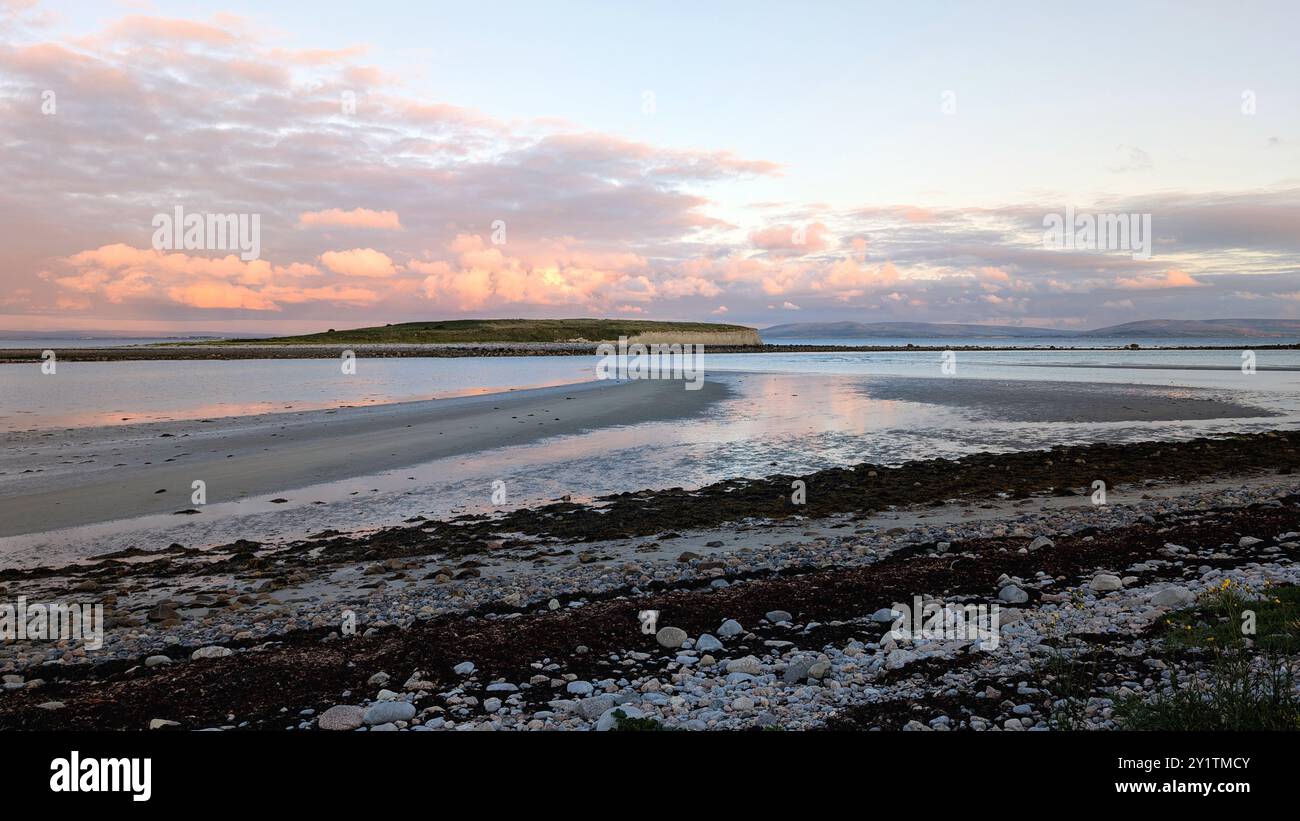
(208, 318), (762, 346)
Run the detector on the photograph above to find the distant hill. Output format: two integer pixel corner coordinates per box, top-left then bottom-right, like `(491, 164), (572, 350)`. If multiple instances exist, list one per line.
(762, 319), (1300, 340)
(761, 321), (1072, 339)
(1081, 319), (1300, 338)
(223, 318), (763, 346)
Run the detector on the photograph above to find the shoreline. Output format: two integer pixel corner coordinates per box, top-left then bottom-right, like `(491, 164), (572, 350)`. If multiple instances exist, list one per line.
(4, 340), (1300, 363)
(0, 377), (730, 538)
(1, 370), (1282, 543)
(1, 444), (1296, 730)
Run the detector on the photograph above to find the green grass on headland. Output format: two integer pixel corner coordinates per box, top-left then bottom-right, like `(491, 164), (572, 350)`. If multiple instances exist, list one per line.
(204, 318), (762, 346)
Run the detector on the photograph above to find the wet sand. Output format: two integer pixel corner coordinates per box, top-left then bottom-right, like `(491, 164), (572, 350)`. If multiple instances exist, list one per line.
(862, 376), (1274, 422)
(0, 372), (1280, 541)
(0, 378), (728, 538)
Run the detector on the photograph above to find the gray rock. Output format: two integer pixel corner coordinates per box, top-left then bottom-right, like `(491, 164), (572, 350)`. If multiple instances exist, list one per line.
(190, 645), (232, 660)
(783, 657), (814, 684)
(1152, 586), (1197, 608)
(367, 672), (390, 687)
(577, 694), (617, 721)
(655, 626), (688, 649)
(717, 619), (743, 637)
(453, 661), (476, 675)
(1238, 536), (1263, 548)
(998, 585), (1029, 604)
(1027, 536), (1054, 551)
(483, 697), (502, 712)
(695, 634), (723, 652)
(726, 656), (763, 675)
(144, 655), (173, 667)
(1088, 573), (1123, 592)
(885, 649), (916, 670)
(566, 680), (595, 696)
(363, 701), (416, 725)
(870, 607), (900, 623)
(596, 705), (645, 731)
(319, 705), (365, 731)
(765, 610), (793, 623)
(807, 660), (831, 680)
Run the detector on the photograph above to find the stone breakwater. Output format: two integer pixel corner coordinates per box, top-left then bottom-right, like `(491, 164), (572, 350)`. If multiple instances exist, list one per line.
(1, 471), (1297, 730)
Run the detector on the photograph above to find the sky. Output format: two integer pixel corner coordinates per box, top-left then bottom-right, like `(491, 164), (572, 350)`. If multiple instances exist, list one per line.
(1, 0), (1298, 334)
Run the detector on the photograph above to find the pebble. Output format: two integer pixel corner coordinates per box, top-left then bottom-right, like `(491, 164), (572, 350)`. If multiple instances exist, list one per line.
(596, 705), (645, 731)
(190, 645), (232, 660)
(726, 656), (763, 675)
(1152, 586), (1197, 608)
(362, 701), (416, 725)
(1088, 574), (1124, 593)
(998, 585), (1029, 604)
(566, 680), (595, 696)
(655, 626), (688, 649)
(695, 634), (724, 652)
(319, 705), (365, 731)
(783, 657), (814, 683)
(577, 695), (617, 721)
(718, 619), (744, 637)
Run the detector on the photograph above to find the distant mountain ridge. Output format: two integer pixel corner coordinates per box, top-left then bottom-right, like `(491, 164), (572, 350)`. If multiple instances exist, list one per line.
(761, 319), (1300, 340)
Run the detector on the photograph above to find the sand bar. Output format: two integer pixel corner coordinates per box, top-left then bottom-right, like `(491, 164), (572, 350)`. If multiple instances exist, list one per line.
(0, 377), (727, 537)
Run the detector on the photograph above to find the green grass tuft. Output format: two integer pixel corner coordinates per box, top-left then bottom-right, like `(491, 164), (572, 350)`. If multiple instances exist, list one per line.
(1117, 583), (1300, 731)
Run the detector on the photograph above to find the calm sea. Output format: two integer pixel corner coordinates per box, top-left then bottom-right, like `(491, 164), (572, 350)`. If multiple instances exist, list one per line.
(3, 338), (1299, 431)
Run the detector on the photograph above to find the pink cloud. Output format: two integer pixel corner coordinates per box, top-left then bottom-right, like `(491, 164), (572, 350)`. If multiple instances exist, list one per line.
(101, 15), (241, 45)
(42, 244), (363, 312)
(167, 282), (279, 311)
(299, 208), (404, 230)
(1114, 269), (1203, 290)
(414, 234), (651, 311)
(318, 248), (397, 278)
(750, 222), (829, 255)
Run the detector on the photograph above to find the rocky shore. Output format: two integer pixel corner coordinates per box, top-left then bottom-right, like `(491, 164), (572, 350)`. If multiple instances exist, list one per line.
(2, 432), (1299, 731)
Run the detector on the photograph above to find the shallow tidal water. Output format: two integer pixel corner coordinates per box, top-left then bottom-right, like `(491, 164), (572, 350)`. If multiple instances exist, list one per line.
(3, 345), (1300, 561)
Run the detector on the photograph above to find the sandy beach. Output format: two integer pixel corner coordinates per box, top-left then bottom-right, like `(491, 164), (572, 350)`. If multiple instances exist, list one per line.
(0, 369), (1276, 541)
(0, 377), (728, 538)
